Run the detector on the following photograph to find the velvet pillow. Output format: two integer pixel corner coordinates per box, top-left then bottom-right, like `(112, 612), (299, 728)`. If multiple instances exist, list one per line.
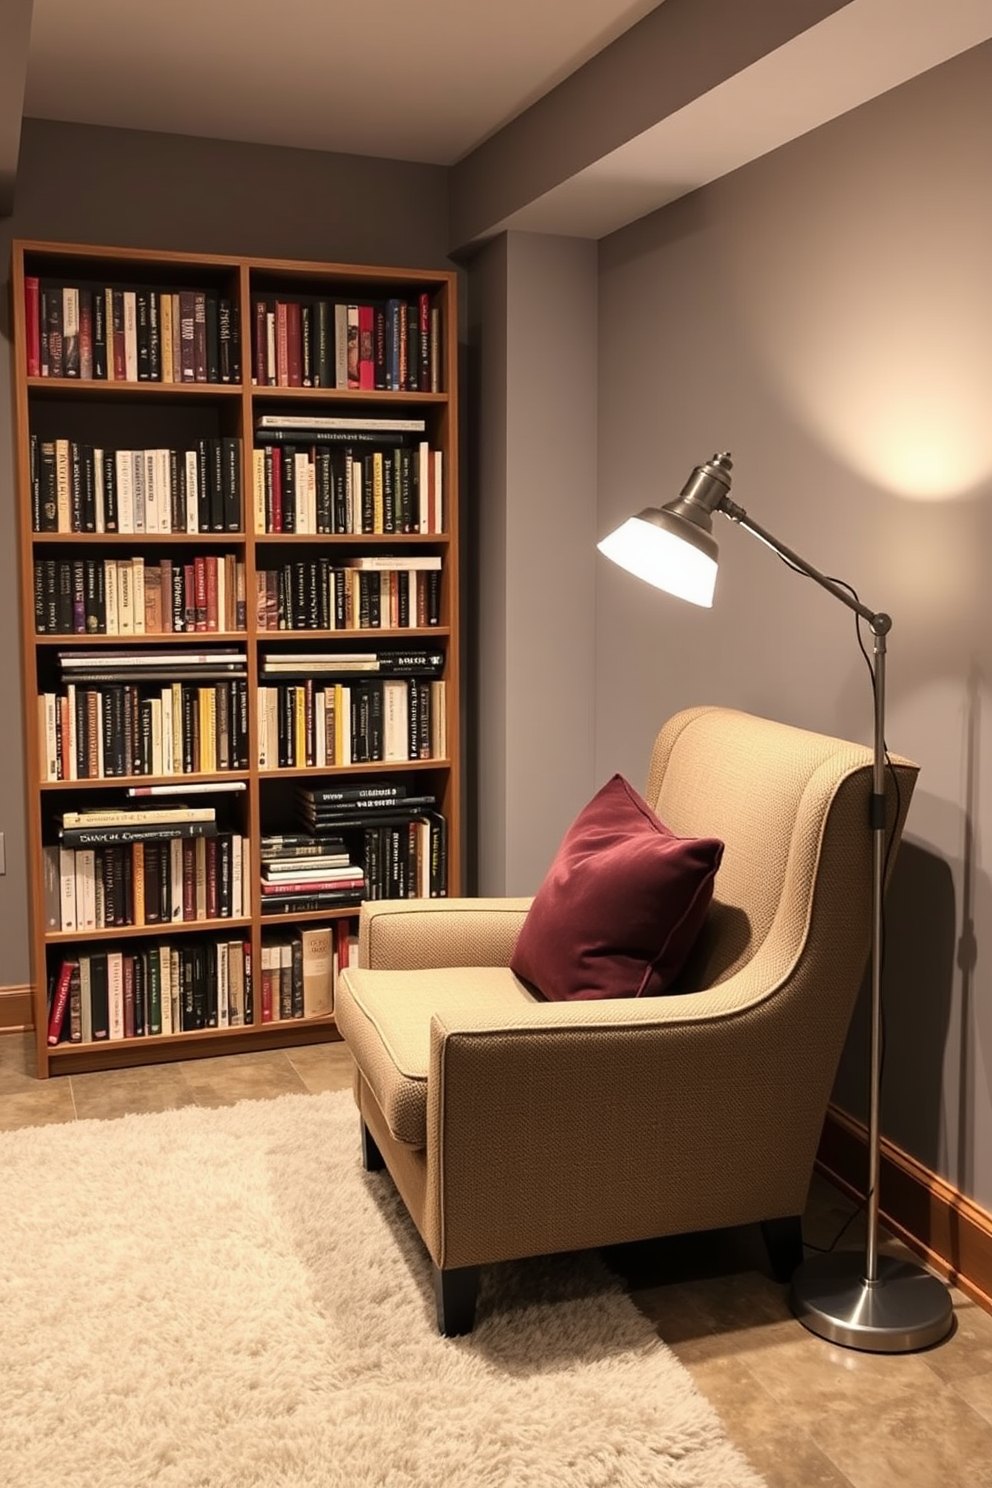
(510, 774), (724, 1001)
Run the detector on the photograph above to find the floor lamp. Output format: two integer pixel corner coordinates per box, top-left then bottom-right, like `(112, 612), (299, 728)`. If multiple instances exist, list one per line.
(598, 451), (953, 1353)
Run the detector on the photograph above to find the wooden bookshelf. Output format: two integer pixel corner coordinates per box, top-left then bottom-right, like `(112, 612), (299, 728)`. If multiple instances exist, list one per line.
(10, 240), (461, 1077)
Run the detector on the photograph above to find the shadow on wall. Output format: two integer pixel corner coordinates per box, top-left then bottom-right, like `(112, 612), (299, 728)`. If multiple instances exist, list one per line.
(830, 837), (959, 1184)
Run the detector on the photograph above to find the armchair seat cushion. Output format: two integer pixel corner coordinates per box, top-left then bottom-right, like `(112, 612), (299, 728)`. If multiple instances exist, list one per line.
(335, 965), (540, 1147)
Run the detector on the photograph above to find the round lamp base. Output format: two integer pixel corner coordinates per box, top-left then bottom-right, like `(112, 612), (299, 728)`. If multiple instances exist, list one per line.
(791, 1250), (953, 1353)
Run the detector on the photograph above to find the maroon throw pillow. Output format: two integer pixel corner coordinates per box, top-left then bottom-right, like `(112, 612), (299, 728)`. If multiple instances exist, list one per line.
(510, 774), (723, 1001)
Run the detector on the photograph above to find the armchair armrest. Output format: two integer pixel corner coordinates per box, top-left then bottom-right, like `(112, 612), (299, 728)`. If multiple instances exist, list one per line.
(359, 897), (533, 971)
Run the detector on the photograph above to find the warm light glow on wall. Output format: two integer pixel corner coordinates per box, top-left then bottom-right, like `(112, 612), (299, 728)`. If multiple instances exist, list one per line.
(723, 140), (992, 502)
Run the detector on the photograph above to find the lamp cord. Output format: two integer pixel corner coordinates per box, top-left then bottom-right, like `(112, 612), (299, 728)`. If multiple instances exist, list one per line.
(774, 559), (902, 1256)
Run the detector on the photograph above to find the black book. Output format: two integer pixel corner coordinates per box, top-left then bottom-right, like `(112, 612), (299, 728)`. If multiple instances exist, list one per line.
(102, 450), (119, 532)
(60, 820), (218, 848)
(218, 298), (233, 383)
(222, 436), (241, 532)
(315, 300), (333, 388)
(205, 293), (220, 383)
(148, 291), (162, 381)
(260, 890), (364, 915)
(89, 951), (110, 1039)
(93, 288), (108, 379)
(136, 290), (152, 380)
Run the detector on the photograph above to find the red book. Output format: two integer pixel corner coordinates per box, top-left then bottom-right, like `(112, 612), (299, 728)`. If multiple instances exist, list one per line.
(270, 446), (283, 533)
(123, 954), (136, 1039)
(358, 304), (374, 389)
(204, 554), (219, 632)
(46, 960), (74, 1045)
(418, 292), (430, 392)
(205, 837), (218, 919)
(78, 288), (94, 380)
(275, 302), (289, 386)
(24, 275), (40, 376)
(286, 301), (302, 386)
(182, 838), (197, 920)
(194, 555), (208, 632)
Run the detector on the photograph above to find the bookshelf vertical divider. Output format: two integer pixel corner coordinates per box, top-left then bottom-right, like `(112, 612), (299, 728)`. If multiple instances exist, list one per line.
(11, 241), (460, 1078)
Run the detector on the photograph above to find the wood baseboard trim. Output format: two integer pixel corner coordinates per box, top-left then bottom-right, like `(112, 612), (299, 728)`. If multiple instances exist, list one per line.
(817, 1104), (992, 1316)
(0, 984), (34, 1034)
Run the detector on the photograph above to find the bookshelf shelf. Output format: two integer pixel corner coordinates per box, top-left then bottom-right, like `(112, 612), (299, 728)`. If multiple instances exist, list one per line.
(12, 238), (461, 1076)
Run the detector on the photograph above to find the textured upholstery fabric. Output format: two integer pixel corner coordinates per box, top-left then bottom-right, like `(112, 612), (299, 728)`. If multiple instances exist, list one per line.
(509, 773), (723, 1000)
(338, 706), (919, 1283)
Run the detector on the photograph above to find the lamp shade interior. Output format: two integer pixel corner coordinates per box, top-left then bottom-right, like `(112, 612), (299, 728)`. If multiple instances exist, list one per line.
(597, 513), (718, 607)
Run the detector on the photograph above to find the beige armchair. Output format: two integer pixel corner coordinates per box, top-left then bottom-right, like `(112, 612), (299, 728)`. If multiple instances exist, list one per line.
(335, 706), (918, 1334)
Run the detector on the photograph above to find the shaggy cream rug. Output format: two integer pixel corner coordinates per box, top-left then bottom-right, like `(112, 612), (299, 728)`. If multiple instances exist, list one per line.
(0, 1090), (766, 1488)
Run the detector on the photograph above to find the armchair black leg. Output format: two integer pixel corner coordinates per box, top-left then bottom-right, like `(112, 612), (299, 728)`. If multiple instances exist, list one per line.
(761, 1215), (804, 1282)
(434, 1264), (480, 1336)
(361, 1120), (386, 1172)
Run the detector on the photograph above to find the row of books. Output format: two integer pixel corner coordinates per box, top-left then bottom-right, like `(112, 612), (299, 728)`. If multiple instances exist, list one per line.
(255, 557), (441, 632)
(29, 435), (244, 534)
(251, 438), (443, 535)
(251, 295), (440, 392)
(25, 279), (242, 384)
(39, 677), (251, 781)
(259, 922), (357, 1019)
(257, 678), (446, 770)
(44, 830), (251, 932)
(46, 939), (252, 1045)
(34, 554), (247, 637)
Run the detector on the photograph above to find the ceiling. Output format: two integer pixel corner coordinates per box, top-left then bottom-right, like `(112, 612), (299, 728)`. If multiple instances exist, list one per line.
(4, 0), (992, 239)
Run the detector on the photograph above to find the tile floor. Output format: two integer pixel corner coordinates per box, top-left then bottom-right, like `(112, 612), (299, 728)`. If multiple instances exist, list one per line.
(3, 1029), (991, 1488)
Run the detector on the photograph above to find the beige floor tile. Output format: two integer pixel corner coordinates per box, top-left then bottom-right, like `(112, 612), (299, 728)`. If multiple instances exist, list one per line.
(919, 1294), (992, 1384)
(0, 1079), (77, 1130)
(950, 1369), (992, 1428)
(284, 1039), (356, 1094)
(674, 1349), (857, 1488)
(179, 1048), (308, 1106)
(69, 1059), (198, 1121)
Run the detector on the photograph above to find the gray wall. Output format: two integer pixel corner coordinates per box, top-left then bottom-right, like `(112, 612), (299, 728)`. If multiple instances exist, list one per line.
(596, 43), (992, 1205)
(470, 232), (598, 895)
(0, 118), (451, 988)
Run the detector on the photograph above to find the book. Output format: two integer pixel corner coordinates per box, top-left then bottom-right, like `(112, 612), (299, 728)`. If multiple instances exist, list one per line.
(298, 925), (334, 1017)
(47, 960), (75, 1044)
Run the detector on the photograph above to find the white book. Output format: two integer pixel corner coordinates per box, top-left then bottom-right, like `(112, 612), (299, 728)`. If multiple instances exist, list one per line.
(171, 682), (183, 773)
(261, 943), (278, 1021)
(115, 450), (134, 533)
(59, 847), (77, 930)
(79, 956), (93, 1043)
(93, 448), (105, 531)
(217, 941), (229, 1028)
(432, 449), (443, 533)
(132, 448), (146, 533)
(257, 686), (272, 769)
(255, 414), (425, 433)
(156, 448), (172, 532)
(107, 951), (125, 1040)
(123, 291), (138, 381)
(240, 842), (250, 918)
(161, 686), (174, 775)
(93, 869), (105, 930)
(431, 679), (447, 759)
(76, 849), (97, 930)
(149, 696), (162, 774)
(383, 678), (409, 761)
(66, 682), (78, 782)
(345, 554), (442, 571)
(185, 449), (199, 533)
(315, 690), (326, 767)
(299, 926), (333, 1018)
(231, 832), (243, 918)
(418, 441), (430, 534)
(42, 845), (61, 931)
(265, 311), (276, 386)
(41, 694), (58, 781)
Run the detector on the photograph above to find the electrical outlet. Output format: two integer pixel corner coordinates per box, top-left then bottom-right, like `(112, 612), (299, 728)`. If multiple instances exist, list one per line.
(0, 832), (5, 874)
